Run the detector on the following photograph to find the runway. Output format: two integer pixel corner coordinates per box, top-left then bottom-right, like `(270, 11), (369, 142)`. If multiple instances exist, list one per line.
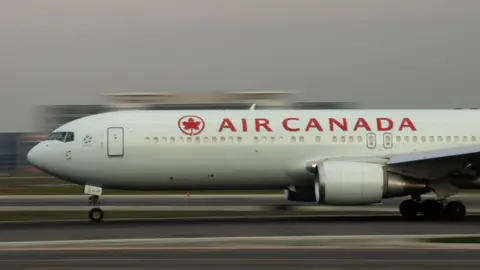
(1, 245), (480, 269)
(1, 194), (479, 269)
(2, 213), (480, 242)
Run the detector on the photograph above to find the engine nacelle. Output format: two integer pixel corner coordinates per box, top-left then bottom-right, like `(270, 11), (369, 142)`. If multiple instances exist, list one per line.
(314, 161), (427, 205)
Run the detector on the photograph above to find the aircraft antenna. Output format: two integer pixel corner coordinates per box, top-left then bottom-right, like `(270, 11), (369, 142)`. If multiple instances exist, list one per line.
(249, 104), (256, 111)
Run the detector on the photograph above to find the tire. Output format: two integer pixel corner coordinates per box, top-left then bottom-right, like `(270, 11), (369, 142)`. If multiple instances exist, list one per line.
(89, 208), (104, 222)
(399, 200), (419, 219)
(444, 201), (466, 221)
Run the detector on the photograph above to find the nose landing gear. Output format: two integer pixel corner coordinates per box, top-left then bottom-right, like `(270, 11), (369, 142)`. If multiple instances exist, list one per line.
(85, 185), (104, 222)
(88, 195), (103, 222)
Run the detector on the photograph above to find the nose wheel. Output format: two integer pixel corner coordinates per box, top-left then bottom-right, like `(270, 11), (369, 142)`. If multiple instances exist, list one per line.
(399, 198), (466, 220)
(87, 195), (104, 222)
(89, 208), (104, 222)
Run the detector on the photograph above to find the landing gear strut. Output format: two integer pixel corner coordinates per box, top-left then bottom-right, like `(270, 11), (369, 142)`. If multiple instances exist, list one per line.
(85, 185), (104, 222)
(399, 197), (466, 220)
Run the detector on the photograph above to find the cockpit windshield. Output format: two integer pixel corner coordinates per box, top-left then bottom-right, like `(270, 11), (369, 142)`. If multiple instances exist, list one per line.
(44, 132), (75, 142)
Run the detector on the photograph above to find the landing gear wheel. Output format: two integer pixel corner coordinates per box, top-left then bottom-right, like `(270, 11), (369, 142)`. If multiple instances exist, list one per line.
(444, 201), (466, 221)
(420, 199), (444, 219)
(399, 200), (419, 219)
(89, 208), (104, 222)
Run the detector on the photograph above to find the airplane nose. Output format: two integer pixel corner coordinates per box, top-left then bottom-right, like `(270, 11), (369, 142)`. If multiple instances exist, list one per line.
(27, 145), (42, 168)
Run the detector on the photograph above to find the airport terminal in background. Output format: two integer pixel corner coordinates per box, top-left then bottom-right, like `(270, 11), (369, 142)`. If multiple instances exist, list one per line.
(0, 90), (356, 173)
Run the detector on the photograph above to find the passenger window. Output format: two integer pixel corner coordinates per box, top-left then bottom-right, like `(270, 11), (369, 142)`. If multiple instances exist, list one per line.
(237, 137), (242, 143)
(404, 136), (409, 143)
(290, 136), (296, 143)
(186, 137), (192, 143)
(261, 136), (267, 142)
(340, 136), (345, 143)
(332, 136), (338, 143)
(396, 136), (401, 142)
(429, 136), (434, 142)
(472, 136), (477, 142)
(195, 137), (201, 143)
(357, 136), (362, 142)
(204, 137), (209, 143)
(437, 136), (442, 142)
(153, 137), (159, 143)
(270, 136), (275, 143)
(447, 136), (451, 142)
(421, 136), (426, 143)
(253, 136), (259, 143)
(170, 137), (175, 143)
(220, 137), (226, 143)
(349, 136), (354, 143)
(162, 137), (167, 143)
(463, 136), (468, 142)
(299, 136), (304, 143)
(316, 136), (321, 142)
(212, 137), (217, 143)
(412, 136), (418, 142)
(454, 136), (459, 142)
(228, 136), (234, 143)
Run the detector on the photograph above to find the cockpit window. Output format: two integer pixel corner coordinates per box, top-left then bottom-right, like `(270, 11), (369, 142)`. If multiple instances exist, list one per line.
(65, 132), (74, 142)
(44, 132), (75, 142)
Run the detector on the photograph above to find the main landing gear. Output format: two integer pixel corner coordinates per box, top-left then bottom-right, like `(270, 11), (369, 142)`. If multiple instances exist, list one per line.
(85, 185), (104, 222)
(399, 197), (466, 220)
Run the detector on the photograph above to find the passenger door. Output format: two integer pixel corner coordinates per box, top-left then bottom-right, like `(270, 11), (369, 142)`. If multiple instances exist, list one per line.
(107, 127), (124, 157)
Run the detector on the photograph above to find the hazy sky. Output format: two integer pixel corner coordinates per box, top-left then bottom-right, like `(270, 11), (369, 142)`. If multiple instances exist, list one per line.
(1, 0), (479, 132)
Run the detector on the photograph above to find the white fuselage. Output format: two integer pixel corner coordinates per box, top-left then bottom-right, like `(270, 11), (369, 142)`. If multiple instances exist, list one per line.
(27, 109), (480, 191)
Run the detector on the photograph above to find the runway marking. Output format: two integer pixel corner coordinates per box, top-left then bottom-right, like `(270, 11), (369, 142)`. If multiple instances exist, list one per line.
(3, 245), (480, 252)
(0, 233), (471, 245)
(1, 258), (480, 263)
(1, 234), (480, 251)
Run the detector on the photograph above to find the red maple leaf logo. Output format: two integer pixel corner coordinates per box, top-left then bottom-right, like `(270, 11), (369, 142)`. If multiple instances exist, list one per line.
(183, 118), (201, 131)
(178, 115), (205, 136)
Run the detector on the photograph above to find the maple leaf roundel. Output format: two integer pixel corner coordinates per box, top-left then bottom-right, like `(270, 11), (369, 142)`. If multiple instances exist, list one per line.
(177, 115), (205, 136)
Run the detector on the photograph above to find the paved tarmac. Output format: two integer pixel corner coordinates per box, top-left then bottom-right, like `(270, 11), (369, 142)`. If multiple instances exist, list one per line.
(2, 214), (480, 242)
(1, 193), (479, 269)
(0, 248), (479, 269)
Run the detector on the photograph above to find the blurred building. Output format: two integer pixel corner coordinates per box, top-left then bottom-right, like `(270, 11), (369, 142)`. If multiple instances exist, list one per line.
(104, 91), (295, 110)
(39, 90), (356, 132)
(38, 105), (107, 133)
(0, 133), (46, 173)
(0, 133), (20, 172)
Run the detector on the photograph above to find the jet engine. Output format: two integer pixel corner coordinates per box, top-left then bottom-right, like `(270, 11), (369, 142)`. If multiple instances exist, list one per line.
(285, 161), (428, 205)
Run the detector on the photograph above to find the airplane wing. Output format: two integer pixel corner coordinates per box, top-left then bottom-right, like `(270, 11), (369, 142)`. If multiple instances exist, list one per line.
(385, 145), (480, 180)
(387, 145), (480, 165)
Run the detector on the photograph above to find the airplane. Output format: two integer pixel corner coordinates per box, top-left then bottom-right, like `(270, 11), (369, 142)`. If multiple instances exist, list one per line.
(27, 109), (480, 222)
